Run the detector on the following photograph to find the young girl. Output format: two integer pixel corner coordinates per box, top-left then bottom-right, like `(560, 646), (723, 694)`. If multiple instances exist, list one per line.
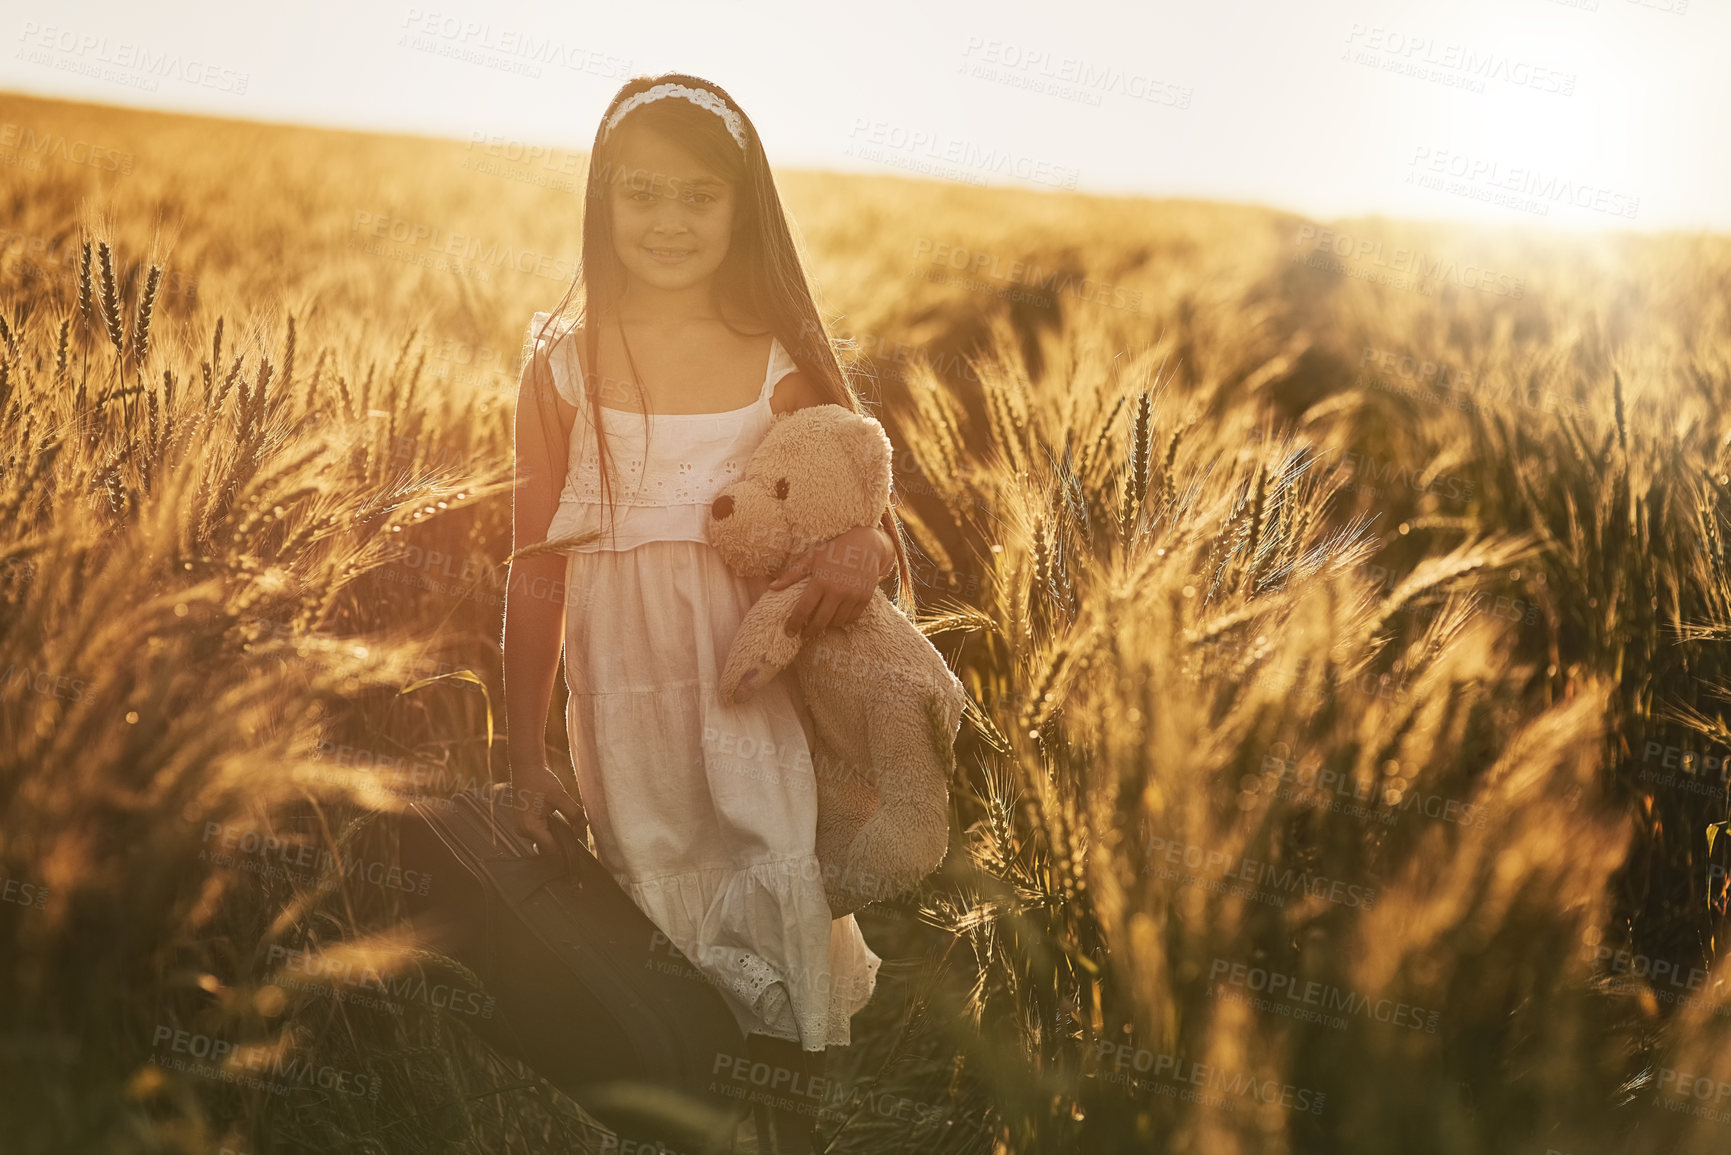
(502, 74), (914, 1154)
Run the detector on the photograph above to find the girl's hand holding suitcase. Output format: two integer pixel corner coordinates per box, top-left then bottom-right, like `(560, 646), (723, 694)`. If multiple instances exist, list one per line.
(508, 759), (589, 861)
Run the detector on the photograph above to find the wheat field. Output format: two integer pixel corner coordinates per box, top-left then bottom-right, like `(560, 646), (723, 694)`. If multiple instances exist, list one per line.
(3, 89), (1731, 1154)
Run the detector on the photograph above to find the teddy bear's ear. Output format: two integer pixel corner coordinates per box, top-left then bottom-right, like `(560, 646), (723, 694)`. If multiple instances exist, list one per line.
(839, 411), (894, 506)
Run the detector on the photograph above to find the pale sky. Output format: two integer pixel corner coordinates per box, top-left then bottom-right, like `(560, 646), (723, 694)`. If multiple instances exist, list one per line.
(4, 0), (1725, 232)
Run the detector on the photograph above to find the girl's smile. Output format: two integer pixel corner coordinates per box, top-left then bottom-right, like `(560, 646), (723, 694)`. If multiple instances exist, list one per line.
(608, 125), (737, 292)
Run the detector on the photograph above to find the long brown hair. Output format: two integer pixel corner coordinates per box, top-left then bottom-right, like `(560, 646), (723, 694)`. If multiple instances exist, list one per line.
(525, 72), (914, 609)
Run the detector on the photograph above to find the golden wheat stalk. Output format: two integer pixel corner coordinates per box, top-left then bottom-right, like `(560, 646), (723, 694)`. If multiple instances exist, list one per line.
(75, 241), (94, 338)
(280, 315), (296, 398)
(1241, 462), (1268, 592)
(985, 376), (1030, 479)
(304, 347), (327, 415)
(1127, 389), (1154, 542)
(205, 316), (223, 404)
(212, 353), (243, 412)
(1077, 390), (1126, 489)
(95, 241), (124, 356)
(1032, 512), (1052, 600)
(1363, 536), (1532, 642)
(501, 530), (602, 564)
(146, 380), (160, 469)
(126, 265), (161, 371)
(335, 372), (354, 422)
(53, 317), (70, 383)
(895, 499), (954, 575)
(917, 599), (1000, 638)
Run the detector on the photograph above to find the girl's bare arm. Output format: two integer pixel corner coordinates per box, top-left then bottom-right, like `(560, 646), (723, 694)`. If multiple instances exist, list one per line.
(503, 338), (587, 846)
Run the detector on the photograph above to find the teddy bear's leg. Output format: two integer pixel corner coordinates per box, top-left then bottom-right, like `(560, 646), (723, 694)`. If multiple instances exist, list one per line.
(721, 581), (811, 704)
(810, 736), (881, 912)
(832, 797), (948, 912)
(825, 686), (956, 910)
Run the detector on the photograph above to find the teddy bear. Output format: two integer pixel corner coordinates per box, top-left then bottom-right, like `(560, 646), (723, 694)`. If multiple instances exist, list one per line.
(706, 404), (966, 917)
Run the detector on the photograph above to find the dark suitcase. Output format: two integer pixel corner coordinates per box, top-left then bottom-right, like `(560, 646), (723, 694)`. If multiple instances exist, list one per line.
(396, 783), (750, 1151)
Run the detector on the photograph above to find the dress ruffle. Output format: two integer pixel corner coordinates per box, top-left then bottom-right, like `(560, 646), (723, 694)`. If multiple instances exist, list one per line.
(619, 856), (881, 1047)
(547, 499), (715, 553)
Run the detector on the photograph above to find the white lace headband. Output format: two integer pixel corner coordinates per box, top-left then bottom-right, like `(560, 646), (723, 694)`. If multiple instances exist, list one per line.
(602, 83), (748, 152)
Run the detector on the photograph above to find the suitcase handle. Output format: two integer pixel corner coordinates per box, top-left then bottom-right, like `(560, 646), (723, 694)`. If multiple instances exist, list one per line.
(474, 781), (587, 871)
(543, 811), (589, 878)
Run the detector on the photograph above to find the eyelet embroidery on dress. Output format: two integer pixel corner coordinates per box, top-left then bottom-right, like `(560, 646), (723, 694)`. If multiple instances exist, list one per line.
(722, 952), (791, 1027)
(826, 952), (881, 1041)
(736, 952), (780, 999)
(559, 419), (772, 507)
(713, 948), (872, 1048)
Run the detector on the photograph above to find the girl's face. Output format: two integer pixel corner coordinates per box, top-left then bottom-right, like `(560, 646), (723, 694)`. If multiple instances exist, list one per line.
(606, 125), (738, 295)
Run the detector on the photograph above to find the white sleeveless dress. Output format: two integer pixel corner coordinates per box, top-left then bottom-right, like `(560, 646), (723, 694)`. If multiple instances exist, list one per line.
(525, 312), (881, 1051)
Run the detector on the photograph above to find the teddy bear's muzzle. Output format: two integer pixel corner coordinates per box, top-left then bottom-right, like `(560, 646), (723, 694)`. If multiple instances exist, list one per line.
(710, 494), (734, 520)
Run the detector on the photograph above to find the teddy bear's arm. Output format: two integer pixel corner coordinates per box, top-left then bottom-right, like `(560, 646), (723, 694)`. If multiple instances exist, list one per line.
(721, 580), (811, 704)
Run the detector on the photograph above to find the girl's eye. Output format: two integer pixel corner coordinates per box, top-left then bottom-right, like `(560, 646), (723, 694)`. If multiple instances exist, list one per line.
(774, 478), (790, 500)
